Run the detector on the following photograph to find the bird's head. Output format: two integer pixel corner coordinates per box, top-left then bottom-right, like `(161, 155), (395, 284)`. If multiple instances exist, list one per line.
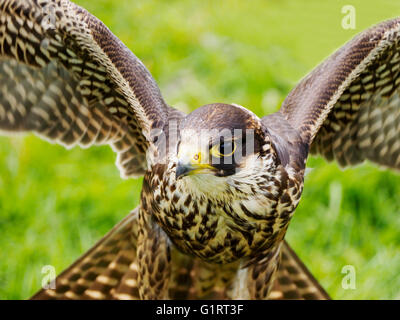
(175, 103), (275, 193)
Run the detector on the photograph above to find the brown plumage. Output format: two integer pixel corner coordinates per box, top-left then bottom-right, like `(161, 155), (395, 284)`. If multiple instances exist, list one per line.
(31, 208), (329, 300)
(1, 0), (399, 299)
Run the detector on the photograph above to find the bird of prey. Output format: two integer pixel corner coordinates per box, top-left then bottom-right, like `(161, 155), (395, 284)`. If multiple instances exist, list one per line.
(0, 0), (399, 299)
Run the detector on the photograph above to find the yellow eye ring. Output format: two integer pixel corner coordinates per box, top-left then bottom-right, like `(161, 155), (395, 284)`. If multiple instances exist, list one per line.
(210, 141), (237, 158)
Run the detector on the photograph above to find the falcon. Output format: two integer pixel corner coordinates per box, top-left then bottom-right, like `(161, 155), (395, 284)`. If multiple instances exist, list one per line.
(0, 0), (399, 299)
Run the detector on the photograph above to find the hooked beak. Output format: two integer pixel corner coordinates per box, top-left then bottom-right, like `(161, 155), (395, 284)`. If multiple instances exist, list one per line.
(175, 159), (215, 179)
(176, 161), (196, 179)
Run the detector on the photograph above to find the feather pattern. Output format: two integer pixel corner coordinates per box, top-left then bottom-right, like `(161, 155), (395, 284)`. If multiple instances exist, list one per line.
(280, 18), (400, 169)
(31, 208), (329, 300)
(6, 0), (399, 301)
(0, 0), (173, 177)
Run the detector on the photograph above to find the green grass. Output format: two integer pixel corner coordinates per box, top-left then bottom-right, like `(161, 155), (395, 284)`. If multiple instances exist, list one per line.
(1, 0), (400, 299)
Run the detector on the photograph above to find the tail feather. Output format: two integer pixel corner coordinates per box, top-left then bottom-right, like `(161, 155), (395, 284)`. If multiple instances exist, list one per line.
(31, 209), (140, 300)
(269, 241), (330, 300)
(31, 209), (329, 300)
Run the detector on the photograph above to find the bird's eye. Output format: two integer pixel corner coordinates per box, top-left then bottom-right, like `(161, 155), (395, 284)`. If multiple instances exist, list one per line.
(210, 141), (236, 158)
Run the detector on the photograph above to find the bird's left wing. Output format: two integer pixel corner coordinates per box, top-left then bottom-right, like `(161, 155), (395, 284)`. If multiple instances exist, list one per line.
(280, 18), (400, 169)
(0, 0), (172, 177)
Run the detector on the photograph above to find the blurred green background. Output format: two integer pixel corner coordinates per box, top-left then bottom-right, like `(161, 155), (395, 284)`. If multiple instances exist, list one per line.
(1, 0), (400, 299)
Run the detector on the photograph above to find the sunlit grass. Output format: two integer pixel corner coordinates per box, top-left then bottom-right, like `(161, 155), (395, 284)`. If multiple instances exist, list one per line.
(0, 0), (400, 299)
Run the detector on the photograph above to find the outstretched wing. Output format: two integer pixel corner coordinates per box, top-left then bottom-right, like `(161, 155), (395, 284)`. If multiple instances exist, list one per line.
(0, 0), (172, 177)
(32, 208), (329, 300)
(280, 18), (400, 169)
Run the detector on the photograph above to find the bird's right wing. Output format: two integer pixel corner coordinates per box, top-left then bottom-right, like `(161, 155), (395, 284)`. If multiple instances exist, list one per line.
(0, 0), (173, 177)
(32, 208), (329, 300)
